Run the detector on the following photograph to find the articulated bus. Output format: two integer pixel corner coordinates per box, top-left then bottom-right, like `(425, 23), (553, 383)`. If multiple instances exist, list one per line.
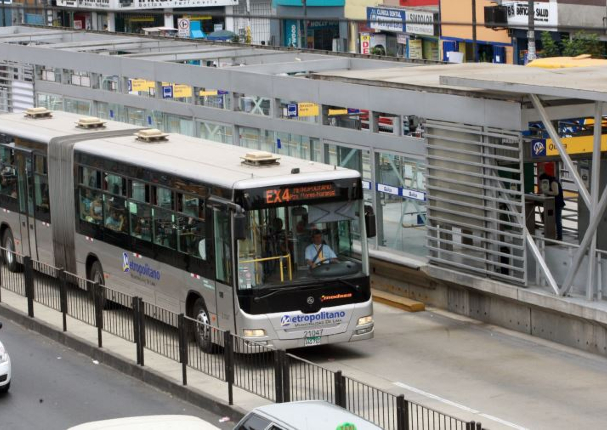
(0, 109), (375, 350)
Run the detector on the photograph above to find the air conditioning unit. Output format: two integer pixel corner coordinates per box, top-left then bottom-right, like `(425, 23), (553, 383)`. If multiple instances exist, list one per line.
(484, 6), (508, 29)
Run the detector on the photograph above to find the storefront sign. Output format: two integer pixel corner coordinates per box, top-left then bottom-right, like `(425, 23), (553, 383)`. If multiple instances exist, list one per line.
(405, 10), (435, 36)
(298, 103), (319, 117)
(57, 0), (237, 10)
(367, 7), (406, 33)
(402, 188), (426, 201)
(408, 39), (423, 59)
(130, 79), (152, 92)
(284, 19), (299, 47)
(397, 33), (408, 45)
(502, 1), (558, 30)
(173, 84), (192, 98)
(360, 33), (371, 54)
(543, 135), (607, 157)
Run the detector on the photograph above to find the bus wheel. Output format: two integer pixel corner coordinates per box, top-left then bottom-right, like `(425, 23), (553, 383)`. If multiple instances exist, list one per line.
(2, 229), (19, 272)
(193, 298), (214, 353)
(88, 260), (108, 308)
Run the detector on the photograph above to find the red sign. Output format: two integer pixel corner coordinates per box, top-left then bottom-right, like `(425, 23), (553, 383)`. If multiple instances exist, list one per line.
(400, 0), (438, 6)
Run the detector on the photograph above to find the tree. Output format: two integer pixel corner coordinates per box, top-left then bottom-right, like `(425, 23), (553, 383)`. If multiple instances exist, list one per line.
(562, 32), (603, 58)
(540, 32), (561, 58)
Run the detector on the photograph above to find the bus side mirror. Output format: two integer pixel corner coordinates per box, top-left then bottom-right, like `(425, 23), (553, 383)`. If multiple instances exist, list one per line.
(234, 213), (247, 241)
(0, 322), (3, 329)
(364, 205), (376, 238)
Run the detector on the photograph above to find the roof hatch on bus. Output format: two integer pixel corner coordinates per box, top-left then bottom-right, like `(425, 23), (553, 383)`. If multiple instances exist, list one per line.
(135, 128), (169, 143)
(76, 117), (107, 129)
(241, 151), (280, 167)
(24, 107), (52, 119)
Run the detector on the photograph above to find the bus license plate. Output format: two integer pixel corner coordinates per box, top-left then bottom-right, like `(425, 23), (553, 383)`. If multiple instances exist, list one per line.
(304, 336), (322, 346)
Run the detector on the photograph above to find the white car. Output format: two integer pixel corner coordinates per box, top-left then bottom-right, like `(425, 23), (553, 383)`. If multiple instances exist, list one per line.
(68, 415), (222, 430)
(0, 322), (10, 393)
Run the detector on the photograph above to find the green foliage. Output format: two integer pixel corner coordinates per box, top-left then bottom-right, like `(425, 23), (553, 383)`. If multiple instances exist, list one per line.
(231, 35), (240, 43)
(540, 32), (560, 58)
(370, 45), (385, 56)
(562, 32), (603, 58)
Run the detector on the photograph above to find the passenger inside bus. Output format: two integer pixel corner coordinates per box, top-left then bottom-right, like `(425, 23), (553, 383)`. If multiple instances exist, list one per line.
(90, 194), (103, 223)
(105, 208), (125, 232)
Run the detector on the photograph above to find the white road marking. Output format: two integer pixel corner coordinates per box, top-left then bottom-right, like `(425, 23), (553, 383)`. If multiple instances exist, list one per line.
(393, 382), (528, 430)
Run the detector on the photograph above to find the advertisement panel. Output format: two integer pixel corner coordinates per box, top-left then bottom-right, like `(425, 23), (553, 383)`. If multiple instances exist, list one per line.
(57, 0), (237, 10)
(360, 33), (371, 54)
(367, 7), (406, 33)
(502, 1), (558, 30)
(405, 10), (435, 36)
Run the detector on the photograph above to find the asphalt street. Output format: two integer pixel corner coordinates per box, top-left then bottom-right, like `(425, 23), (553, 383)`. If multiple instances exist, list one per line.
(0, 318), (235, 430)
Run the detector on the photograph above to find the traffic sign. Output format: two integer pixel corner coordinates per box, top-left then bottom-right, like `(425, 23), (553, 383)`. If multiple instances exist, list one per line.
(178, 18), (190, 38)
(162, 86), (173, 99)
(287, 103), (298, 117)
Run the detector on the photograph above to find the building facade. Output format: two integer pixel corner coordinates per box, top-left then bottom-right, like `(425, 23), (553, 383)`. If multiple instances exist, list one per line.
(362, 0), (439, 60)
(440, 0), (514, 63)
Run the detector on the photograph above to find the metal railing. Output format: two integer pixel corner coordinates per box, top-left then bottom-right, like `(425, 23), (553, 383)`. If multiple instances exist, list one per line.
(0, 249), (485, 430)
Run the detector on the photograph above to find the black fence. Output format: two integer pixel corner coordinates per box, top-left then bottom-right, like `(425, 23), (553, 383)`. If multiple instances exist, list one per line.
(0, 248), (485, 430)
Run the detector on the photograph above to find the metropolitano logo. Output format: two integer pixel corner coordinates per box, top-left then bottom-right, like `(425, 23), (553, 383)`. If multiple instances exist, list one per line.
(122, 252), (130, 273)
(280, 315), (291, 327)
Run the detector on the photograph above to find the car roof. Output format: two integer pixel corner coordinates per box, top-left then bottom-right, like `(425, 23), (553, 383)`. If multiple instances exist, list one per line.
(67, 415), (221, 430)
(250, 401), (383, 430)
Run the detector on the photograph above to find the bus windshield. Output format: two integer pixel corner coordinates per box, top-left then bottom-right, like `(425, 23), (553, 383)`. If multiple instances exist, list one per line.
(237, 201), (362, 290)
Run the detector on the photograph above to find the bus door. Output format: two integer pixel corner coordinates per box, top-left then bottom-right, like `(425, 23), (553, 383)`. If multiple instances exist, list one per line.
(213, 208), (235, 332)
(14, 149), (38, 260)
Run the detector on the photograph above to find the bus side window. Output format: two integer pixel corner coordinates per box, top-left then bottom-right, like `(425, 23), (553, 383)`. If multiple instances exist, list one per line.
(104, 195), (127, 233)
(79, 187), (103, 225)
(80, 166), (101, 189)
(154, 186), (173, 210)
(34, 174), (50, 215)
(176, 193), (206, 259)
(130, 180), (149, 203)
(105, 173), (126, 197)
(153, 207), (176, 250)
(129, 201), (152, 242)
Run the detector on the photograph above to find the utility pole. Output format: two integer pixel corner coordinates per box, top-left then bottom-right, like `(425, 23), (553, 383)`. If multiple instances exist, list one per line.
(527, 0), (536, 61)
(472, 0), (478, 62)
(302, 0), (308, 49)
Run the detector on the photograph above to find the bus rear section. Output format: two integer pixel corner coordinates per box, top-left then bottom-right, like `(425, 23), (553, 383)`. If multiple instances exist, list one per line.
(233, 177), (375, 349)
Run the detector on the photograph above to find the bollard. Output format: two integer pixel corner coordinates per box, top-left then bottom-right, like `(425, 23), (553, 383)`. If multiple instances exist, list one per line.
(93, 282), (103, 348)
(274, 348), (284, 403)
(224, 330), (234, 405)
(178, 314), (188, 386)
(396, 394), (409, 430)
(58, 269), (68, 332)
(24, 256), (34, 318)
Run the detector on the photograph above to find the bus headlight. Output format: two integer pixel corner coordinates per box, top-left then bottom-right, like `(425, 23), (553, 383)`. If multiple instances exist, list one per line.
(243, 329), (266, 337)
(357, 316), (373, 326)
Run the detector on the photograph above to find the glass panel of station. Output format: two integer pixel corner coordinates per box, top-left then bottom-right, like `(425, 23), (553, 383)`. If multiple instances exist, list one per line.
(375, 152), (427, 256)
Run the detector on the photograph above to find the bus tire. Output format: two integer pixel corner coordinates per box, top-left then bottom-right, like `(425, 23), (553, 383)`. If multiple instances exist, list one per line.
(192, 298), (215, 353)
(88, 260), (108, 309)
(2, 228), (19, 272)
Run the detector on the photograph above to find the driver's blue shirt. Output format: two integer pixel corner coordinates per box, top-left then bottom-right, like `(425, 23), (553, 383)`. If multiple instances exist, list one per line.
(305, 243), (337, 265)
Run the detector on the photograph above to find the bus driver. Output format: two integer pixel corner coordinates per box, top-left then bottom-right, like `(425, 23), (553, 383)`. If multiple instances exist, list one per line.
(305, 229), (337, 268)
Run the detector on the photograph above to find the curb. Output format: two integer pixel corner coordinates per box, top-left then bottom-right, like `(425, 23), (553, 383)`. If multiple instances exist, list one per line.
(0, 302), (247, 423)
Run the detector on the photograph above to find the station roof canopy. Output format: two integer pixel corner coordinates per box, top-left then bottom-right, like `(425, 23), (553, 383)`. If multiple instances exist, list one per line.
(438, 63), (607, 103)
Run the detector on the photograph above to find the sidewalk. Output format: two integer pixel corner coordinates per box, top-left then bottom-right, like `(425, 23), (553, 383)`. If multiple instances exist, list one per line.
(0, 288), (272, 423)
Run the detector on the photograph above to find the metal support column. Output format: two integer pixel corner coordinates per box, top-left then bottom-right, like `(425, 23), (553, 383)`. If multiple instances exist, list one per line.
(587, 101), (602, 300)
(530, 94), (591, 208)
